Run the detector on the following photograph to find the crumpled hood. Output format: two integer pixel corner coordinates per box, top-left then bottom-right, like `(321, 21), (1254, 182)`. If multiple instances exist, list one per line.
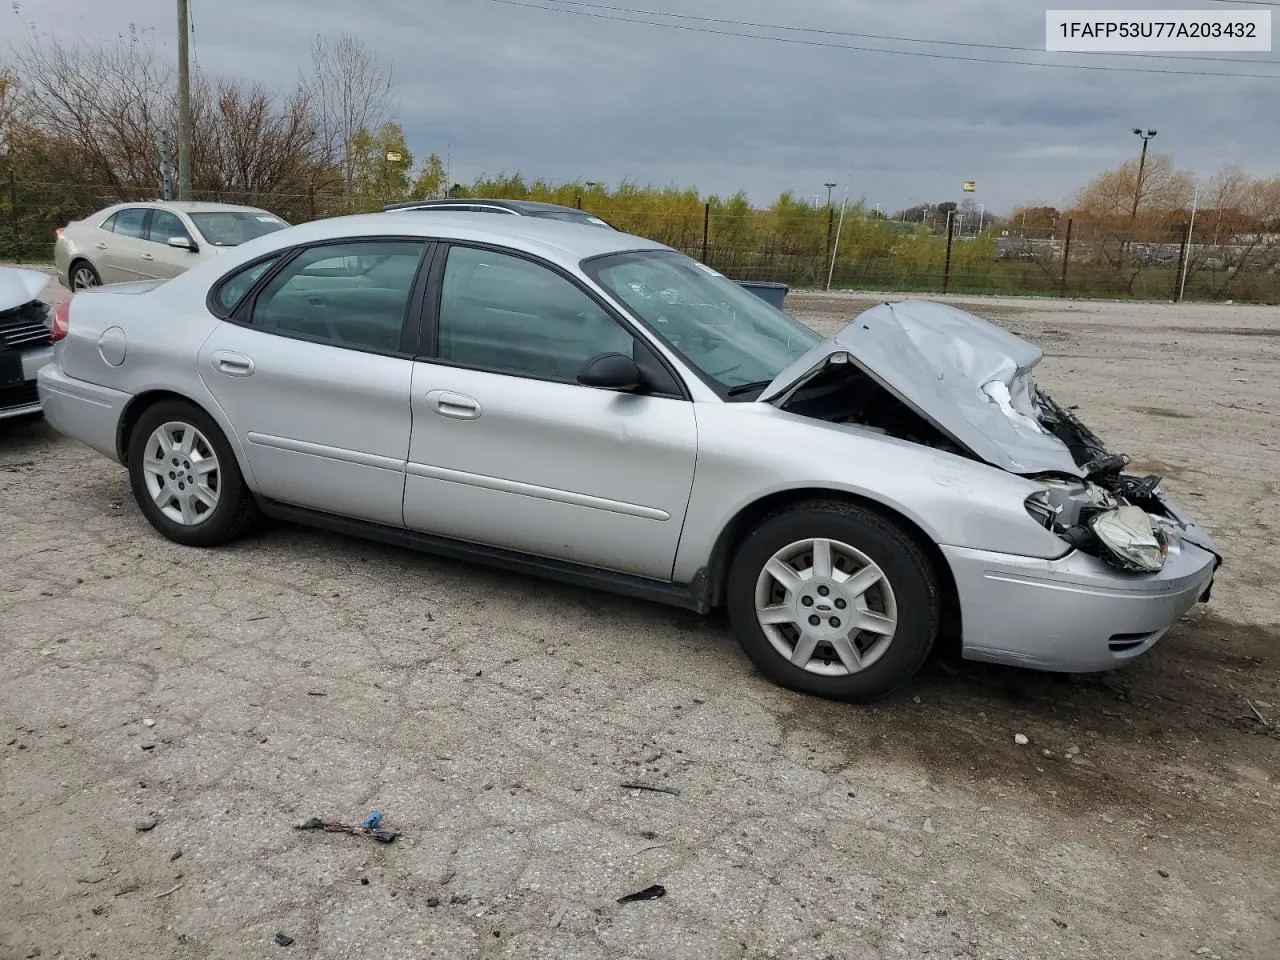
(759, 299), (1084, 476)
(0, 267), (51, 312)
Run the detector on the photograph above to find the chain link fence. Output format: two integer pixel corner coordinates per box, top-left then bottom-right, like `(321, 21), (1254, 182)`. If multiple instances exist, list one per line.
(6, 178), (1280, 302)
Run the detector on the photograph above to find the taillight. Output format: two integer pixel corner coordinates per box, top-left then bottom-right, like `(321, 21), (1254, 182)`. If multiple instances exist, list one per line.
(51, 298), (71, 342)
(54, 226), (64, 238)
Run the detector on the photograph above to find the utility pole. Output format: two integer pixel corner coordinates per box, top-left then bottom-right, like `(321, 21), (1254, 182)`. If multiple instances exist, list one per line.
(177, 0), (192, 200)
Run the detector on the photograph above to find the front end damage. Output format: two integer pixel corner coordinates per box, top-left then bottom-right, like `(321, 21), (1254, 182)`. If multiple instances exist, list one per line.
(1023, 391), (1220, 588)
(760, 299), (1221, 586)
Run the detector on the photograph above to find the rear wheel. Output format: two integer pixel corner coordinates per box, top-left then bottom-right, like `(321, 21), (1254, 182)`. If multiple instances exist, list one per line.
(70, 260), (101, 290)
(726, 500), (940, 702)
(126, 400), (258, 546)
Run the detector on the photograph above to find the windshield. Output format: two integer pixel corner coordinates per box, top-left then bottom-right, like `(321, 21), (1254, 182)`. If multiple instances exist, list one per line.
(585, 250), (822, 395)
(189, 211), (289, 247)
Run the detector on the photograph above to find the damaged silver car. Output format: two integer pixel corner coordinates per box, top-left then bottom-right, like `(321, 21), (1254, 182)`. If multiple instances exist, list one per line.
(36, 215), (1220, 701)
(0, 267), (55, 420)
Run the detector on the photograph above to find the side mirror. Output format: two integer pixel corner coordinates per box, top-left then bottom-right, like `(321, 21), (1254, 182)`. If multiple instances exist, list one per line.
(168, 236), (197, 252)
(577, 352), (643, 391)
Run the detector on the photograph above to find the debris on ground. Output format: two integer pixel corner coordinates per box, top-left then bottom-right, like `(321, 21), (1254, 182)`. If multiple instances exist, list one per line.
(274, 933), (294, 947)
(427, 897), (441, 907)
(1014, 733), (1029, 746)
(361, 811), (382, 829)
(133, 814), (158, 832)
(294, 816), (398, 843)
(1238, 699), (1276, 734)
(617, 884), (666, 903)
(620, 782), (681, 796)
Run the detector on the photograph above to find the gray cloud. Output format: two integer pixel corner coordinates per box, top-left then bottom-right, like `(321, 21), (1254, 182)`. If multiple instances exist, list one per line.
(10, 0), (1280, 212)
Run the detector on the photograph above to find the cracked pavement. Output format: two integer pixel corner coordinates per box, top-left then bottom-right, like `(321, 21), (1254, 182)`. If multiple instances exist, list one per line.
(1, 283), (1278, 959)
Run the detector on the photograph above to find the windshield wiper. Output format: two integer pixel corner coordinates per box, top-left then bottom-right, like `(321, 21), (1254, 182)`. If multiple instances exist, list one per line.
(725, 379), (773, 397)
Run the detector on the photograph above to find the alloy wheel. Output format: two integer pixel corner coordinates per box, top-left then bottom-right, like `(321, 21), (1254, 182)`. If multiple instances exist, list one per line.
(754, 537), (898, 676)
(140, 421), (221, 526)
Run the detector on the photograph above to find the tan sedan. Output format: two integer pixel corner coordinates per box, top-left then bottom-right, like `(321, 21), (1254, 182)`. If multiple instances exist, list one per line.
(54, 200), (290, 290)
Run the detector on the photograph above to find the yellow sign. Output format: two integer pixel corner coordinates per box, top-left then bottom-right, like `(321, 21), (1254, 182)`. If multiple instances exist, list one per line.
(385, 151), (403, 163)
(962, 180), (976, 192)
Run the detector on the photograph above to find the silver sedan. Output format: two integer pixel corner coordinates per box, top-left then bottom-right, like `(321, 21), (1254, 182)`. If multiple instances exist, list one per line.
(36, 213), (1221, 701)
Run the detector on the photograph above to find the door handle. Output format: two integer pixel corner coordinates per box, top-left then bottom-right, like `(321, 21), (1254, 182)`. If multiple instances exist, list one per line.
(141, 253), (155, 261)
(210, 350), (255, 377)
(94, 242), (108, 250)
(425, 389), (481, 420)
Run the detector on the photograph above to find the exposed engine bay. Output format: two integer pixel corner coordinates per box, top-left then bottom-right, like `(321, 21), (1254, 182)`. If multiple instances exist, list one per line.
(777, 358), (1218, 578)
(777, 360), (969, 457)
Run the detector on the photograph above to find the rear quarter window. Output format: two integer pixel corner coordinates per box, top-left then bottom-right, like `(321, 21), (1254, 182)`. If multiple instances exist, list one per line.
(212, 257), (280, 316)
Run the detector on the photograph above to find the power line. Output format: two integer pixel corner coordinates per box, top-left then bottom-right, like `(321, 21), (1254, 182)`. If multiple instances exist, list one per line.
(472, 0), (1280, 79)
(536, 0), (1279, 66)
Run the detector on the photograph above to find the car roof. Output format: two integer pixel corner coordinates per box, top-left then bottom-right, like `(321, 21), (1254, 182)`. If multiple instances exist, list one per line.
(284, 211), (665, 263)
(384, 198), (587, 215)
(157, 211), (669, 288)
(101, 200), (274, 215)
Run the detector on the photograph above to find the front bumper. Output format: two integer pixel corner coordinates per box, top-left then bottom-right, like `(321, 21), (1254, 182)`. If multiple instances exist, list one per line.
(0, 345), (55, 420)
(36, 364), (132, 462)
(945, 511), (1219, 673)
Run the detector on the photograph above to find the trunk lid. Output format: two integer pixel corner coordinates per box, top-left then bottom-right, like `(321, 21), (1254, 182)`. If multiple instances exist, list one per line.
(759, 299), (1084, 477)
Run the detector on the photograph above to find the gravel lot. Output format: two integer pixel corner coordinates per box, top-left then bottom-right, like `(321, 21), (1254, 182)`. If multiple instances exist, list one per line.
(2, 277), (1278, 959)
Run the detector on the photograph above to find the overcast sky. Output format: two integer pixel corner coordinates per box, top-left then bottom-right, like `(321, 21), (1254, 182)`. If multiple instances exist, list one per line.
(10, 0), (1280, 212)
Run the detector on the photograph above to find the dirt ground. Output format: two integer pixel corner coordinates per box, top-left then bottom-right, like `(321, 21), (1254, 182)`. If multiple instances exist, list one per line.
(1, 282), (1277, 960)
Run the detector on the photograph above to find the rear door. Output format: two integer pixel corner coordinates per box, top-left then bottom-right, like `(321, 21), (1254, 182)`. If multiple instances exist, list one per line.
(98, 207), (155, 282)
(198, 238), (430, 526)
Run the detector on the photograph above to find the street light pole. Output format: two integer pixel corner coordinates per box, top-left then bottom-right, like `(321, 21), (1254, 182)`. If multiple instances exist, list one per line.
(824, 182), (838, 264)
(1129, 128), (1157, 225)
(176, 0), (192, 200)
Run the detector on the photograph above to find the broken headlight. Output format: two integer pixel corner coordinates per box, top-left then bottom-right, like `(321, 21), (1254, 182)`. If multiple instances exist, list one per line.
(1089, 505), (1168, 573)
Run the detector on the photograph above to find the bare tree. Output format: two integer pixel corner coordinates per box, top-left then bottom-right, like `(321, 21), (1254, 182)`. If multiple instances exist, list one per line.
(1068, 154), (1194, 292)
(305, 33), (395, 206)
(1192, 164), (1280, 295)
(12, 31), (171, 191)
(193, 80), (323, 200)
(0, 68), (22, 157)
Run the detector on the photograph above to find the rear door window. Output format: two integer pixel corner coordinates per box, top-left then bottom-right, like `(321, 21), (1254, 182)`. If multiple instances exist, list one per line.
(111, 207), (149, 239)
(248, 240), (427, 353)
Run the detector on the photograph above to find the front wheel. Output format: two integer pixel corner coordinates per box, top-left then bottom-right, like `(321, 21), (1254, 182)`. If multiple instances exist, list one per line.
(126, 400), (258, 547)
(726, 500), (941, 702)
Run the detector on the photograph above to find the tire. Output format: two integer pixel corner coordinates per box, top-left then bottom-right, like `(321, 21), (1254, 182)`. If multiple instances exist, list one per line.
(726, 500), (940, 702)
(126, 399), (258, 547)
(70, 260), (101, 290)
